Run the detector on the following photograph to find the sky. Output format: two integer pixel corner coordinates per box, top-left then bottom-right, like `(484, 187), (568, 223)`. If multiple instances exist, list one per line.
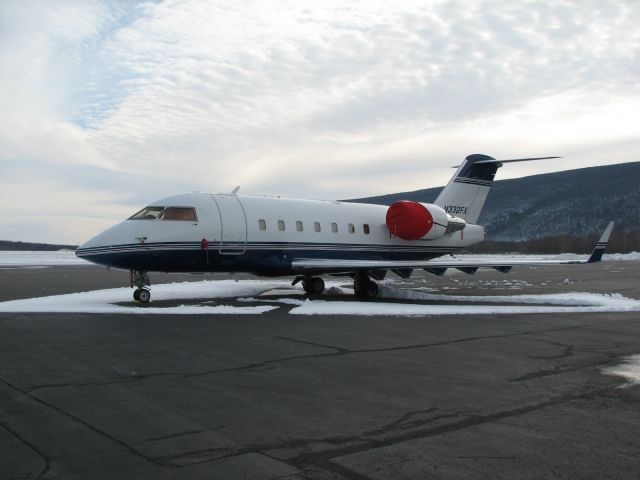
(1, 0), (639, 244)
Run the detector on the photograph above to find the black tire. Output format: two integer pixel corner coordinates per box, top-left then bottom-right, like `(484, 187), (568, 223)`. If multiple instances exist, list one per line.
(302, 277), (324, 294)
(354, 276), (378, 299)
(138, 289), (151, 303)
(311, 277), (325, 294)
(365, 281), (378, 299)
(133, 289), (140, 301)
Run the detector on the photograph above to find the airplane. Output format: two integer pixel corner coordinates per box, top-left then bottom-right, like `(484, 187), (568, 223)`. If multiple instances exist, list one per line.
(75, 154), (614, 303)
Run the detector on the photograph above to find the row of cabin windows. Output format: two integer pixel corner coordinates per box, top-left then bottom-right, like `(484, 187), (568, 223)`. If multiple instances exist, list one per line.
(258, 219), (370, 235)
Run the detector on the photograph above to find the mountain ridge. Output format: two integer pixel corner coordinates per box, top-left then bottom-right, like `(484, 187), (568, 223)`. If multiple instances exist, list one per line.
(348, 161), (640, 242)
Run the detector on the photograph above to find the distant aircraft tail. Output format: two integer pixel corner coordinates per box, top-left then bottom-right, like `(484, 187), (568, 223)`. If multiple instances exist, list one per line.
(434, 154), (559, 224)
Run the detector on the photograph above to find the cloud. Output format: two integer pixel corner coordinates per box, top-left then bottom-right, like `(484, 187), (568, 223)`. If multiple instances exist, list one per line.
(1, 0), (639, 242)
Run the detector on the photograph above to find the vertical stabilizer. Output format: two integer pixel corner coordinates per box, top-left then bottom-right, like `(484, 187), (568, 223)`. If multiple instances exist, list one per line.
(434, 154), (559, 224)
(434, 154), (500, 224)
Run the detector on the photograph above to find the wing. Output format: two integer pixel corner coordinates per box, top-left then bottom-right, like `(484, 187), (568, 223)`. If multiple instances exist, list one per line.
(292, 221), (615, 276)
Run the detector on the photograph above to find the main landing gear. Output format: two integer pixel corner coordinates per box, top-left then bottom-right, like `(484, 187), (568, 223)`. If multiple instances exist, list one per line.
(292, 275), (325, 294)
(293, 273), (378, 299)
(131, 270), (151, 303)
(353, 271), (378, 299)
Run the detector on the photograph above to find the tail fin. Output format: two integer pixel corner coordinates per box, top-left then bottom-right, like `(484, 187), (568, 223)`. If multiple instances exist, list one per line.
(587, 221), (614, 263)
(434, 154), (559, 224)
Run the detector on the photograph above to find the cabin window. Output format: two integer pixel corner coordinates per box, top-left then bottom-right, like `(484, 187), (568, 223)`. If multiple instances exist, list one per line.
(278, 220), (285, 231)
(314, 222), (321, 232)
(160, 207), (197, 221)
(296, 220), (303, 232)
(258, 219), (266, 231)
(331, 222), (338, 233)
(348, 223), (355, 234)
(129, 206), (165, 220)
(363, 224), (370, 234)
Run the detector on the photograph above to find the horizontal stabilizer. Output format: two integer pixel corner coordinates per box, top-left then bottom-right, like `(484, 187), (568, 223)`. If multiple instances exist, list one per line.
(474, 156), (561, 164)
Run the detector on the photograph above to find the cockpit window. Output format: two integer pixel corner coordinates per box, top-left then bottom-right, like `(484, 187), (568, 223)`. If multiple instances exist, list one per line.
(129, 206), (164, 220)
(160, 207), (197, 221)
(129, 206), (197, 221)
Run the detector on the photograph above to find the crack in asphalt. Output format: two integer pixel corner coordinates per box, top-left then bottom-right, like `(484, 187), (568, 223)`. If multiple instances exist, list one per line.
(144, 429), (211, 442)
(287, 385), (616, 470)
(2, 351), (630, 478)
(526, 338), (575, 360)
(508, 357), (621, 382)
(274, 336), (351, 354)
(0, 376), (162, 468)
(24, 324), (585, 393)
(0, 419), (50, 480)
(147, 406), (475, 470)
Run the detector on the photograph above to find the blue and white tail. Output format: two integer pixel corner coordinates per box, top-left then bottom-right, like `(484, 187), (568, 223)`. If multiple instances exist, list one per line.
(434, 154), (559, 224)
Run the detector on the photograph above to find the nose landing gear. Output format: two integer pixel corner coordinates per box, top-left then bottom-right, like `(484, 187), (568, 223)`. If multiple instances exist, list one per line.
(131, 270), (151, 303)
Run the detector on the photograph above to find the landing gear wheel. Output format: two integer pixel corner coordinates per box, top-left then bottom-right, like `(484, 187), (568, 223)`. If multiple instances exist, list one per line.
(354, 272), (378, 299)
(302, 277), (325, 294)
(137, 289), (150, 303)
(363, 281), (378, 299)
(131, 270), (151, 303)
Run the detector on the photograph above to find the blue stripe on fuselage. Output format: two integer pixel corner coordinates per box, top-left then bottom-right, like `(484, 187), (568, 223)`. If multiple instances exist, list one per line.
(76, 242), (453, 275)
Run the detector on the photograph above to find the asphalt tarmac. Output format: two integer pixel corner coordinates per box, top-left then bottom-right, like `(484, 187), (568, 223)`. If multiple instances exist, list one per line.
(1, 262), (639, 479)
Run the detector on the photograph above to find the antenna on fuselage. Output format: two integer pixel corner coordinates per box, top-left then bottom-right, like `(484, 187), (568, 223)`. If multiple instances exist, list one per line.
(230, 186), (240, 195)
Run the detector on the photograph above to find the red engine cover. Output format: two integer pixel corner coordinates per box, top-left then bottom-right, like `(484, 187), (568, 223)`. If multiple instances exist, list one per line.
(386, 201), (434, 240)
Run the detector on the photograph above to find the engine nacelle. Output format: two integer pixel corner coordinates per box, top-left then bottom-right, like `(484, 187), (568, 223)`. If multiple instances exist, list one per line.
(386, 201), (465, 240)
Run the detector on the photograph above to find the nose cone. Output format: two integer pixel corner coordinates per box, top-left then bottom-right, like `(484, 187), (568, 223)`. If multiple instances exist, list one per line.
(75, 221), (136, 268)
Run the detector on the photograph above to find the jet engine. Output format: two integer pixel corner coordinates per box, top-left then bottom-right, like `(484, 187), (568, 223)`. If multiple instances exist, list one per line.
(385, 200), (466, 240)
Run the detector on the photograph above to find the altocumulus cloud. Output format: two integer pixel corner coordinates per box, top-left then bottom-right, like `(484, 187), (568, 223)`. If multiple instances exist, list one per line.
(0, 0), (639, 243)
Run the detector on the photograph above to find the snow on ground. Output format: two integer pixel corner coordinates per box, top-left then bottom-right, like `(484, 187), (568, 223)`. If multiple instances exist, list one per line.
(602, 355), (640, 385)
(0, 280), (286, 315)
(1, 279), (639, 316)
(290, 292), (640, 316)
(0, 251), (639, 268)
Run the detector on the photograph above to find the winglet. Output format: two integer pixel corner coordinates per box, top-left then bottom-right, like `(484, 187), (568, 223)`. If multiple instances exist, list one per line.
(587, 221), (614, 263)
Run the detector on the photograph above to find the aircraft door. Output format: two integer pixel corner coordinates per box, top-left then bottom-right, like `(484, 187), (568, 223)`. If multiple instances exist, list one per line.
(211, 195), (247, 254)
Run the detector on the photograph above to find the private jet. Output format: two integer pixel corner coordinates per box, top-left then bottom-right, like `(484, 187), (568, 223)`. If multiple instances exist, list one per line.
(76, 154), (614, 302)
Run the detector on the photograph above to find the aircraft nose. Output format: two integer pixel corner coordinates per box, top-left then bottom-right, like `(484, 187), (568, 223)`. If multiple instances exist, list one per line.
(75, 221), (134, 266)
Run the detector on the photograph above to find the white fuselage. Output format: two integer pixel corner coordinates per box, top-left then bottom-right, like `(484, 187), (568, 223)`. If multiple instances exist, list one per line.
(76, 192), (485, 275)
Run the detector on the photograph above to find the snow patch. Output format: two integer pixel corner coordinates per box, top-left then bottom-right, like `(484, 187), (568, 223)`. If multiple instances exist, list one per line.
(326, 286), (348, 295)
(602, 355), (640, 385)
(291, 288), (640, 316)
(0, 280), (288, 315)
(237, 297), (306, 306)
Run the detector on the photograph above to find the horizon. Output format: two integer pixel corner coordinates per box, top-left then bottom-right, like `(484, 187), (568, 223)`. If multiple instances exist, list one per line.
(3, 160), (637, 245)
